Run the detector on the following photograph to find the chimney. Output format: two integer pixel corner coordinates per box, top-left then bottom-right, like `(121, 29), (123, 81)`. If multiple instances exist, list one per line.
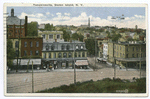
(25, 16), (28, 36)
(11, 8), (14, 17)
(55, 39), (57, 42)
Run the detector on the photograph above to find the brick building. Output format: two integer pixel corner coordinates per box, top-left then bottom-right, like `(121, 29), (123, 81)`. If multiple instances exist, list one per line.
(6, 8), (27, 39)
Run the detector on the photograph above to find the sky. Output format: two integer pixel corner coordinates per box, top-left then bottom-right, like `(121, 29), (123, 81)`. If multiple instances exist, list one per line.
(7, 7), (146, 29)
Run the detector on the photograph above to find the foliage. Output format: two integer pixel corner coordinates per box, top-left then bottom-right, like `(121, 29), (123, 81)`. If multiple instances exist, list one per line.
(72, 33), (84, 42)
(27, 22), (38, 36)
(7, 39), (16, 68)
(85, 38), (98, 55)
(45, 23), (54, 31)
(61, 29), (70, 41)
(37, 78), (146, 93)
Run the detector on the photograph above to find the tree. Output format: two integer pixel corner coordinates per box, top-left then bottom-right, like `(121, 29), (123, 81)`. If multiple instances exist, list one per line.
(72, 33), (84, 42)
(45, 23), (54, 31)
(7, 39), (15, 69)
(27, 22), (38, 36)
(111, 34), (122, 42)
(85, 38), (98, 56)
(63, 30), (70, 41)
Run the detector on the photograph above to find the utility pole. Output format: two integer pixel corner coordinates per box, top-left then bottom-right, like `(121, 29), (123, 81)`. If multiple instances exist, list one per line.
(32, 61), (34, 93)
(140, 44), (141, 78)
(73, 40), (76, 86)
(95, 33), (97, 71)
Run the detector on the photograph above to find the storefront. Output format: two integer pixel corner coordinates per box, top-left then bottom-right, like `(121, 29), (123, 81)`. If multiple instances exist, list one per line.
(13, 59), (41, 70)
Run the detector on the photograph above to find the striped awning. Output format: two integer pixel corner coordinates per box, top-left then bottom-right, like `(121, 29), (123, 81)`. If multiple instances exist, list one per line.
(75, 60), (88, 66)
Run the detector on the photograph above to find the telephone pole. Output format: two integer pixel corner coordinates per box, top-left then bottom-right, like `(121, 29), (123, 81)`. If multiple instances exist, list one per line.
(74, 40), (76, 86)
(32, 61), (34, 93)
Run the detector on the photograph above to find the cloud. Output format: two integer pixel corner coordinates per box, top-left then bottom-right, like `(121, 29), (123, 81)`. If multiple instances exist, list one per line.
(19, 12), (146, 29)
(64, 13), (70, 16)
(46, 12), (50, 15)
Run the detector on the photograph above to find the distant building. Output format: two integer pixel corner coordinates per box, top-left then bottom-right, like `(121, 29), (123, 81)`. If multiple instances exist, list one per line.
(41, 40), (88, 69)
(108, 41), (146, 69)
(38, 24), (45, 29)
(6, 8), (28, 39)
(103, 42), (108, 61)
(38, 30), (64, 42)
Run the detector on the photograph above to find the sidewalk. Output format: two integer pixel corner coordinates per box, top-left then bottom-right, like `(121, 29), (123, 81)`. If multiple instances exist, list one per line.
(7, 68), (93, 74)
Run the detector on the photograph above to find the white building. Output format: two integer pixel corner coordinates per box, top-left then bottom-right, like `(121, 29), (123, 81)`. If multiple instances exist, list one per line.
(103, 42), (108, 61)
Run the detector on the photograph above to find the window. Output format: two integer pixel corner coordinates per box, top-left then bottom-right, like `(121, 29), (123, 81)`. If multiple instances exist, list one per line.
(63, 53), (67, 58)
(58, 53), (62, 58)
(30, 51), (32, 56)
(36, 41), (39, 47)
(69, 53), (72, 58)
(15, 30), (17, 33)
(76, 45), (79, 50)
(137, 54), (138, 57)
(53, 53), (56, 58)
(120, 46), (121, 50)
(61, 44), (65, 50)
(81, 45), (84, 49)
(132, 54), (134, 57)
(127, 47), (128, 52)
(141, 53), (143, 57)
(133, 47), (134, 51)
(120, 53), (122, 57)
(46, 44), (49, 50)
(66, 45), (70, 50)
(15, 41), (19, 48)
(24, 42), (27, 47)
(49, 35), (53, 39)
(57, 35), (60, 39)
(49, 53), (51, 58)
(35, 50), (39, 56)
(42, 34), (45, 39)
(24, 50), (27, 56)
(30, 42), (33, 47)
(51, 45), (55, 50)
(75, 52), (77, 57)
(136, 47), (138, 51)
(21, 30), (23, 33)
(78, 52), (81, 57)
(43, 53), (46, 58)
(82, 52), (85, 57)
(126, 54), (128, 58)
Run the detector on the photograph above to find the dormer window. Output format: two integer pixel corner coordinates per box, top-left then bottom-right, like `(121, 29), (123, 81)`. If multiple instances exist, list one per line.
(46, 44), (49, 51)
(51, 44), (55, 50)
(61, 44), (65, 50)
(66, 44), (70, 50)
(81, 45), (84, 49)
(76, 45), (79, 50)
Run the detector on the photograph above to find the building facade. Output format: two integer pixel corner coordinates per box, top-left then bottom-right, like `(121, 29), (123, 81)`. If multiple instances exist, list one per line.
(6, 8), (28, 39)
(108, 41), (146, 68)
(38, 30), (64, 42)
(42, 40), (88, 69)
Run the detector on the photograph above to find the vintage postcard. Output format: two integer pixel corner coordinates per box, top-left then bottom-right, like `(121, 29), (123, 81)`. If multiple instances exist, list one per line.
(3, 3), (148, 97)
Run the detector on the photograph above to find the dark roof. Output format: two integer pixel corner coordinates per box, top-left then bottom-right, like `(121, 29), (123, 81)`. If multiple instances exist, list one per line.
(6, 16), (25, 25)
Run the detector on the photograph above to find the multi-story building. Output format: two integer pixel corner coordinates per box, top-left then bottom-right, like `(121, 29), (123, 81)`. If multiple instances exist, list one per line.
(12, 37), (43, 69)
(108, 41), (146, 68)
(38, 30), (64, 42)
(41, 40), (88, 69)
(6, 8), (28, 39)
